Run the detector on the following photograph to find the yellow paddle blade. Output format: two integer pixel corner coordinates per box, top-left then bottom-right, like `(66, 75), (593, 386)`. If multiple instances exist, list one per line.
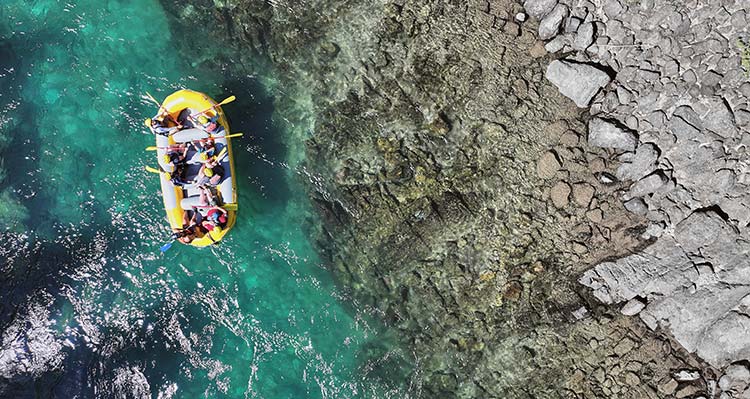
(144, 166), (162, 174)
(218, 95), (236, 106)
(145, 146), (158, 151)
(223, 203), (238, 211)
(211, 132), (244, 140)
(215, 147), (227, 159)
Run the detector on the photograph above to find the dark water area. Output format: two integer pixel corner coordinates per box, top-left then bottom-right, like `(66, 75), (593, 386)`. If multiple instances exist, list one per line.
(0, 1), (416, 398)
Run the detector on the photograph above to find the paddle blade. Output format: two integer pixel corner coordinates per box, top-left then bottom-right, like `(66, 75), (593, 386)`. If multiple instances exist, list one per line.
(223, 203), (238, 211)
(145, 166), (161, 174)
(219, 95), (236, 106)
(160, 241), (174, 253)
(145, 146), (158, 151)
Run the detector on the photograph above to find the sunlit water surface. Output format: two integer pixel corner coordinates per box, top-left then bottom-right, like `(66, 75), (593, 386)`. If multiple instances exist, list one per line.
(0, 0), (414, 397)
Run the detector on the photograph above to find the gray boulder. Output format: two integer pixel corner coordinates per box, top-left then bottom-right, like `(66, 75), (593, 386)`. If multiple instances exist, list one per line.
(588, 118), (637, 151)
(581, 211), (750, 368)
(617, 143), (659, 181)
(629, 172), (667, 197)
(538, 4), (568, 40)
(546, 61), (611, 108)
(573, 22), (595, 50)
(523, 0), (558, 19)
(700, 97), (737, 138)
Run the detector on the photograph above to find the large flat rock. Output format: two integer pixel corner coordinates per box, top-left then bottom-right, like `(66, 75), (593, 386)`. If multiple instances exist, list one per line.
(545, 60), (611, 108)
(580, 210), (750, 368)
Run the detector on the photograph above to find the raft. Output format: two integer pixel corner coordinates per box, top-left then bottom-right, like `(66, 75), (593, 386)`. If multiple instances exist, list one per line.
(153, 89), (238, 247)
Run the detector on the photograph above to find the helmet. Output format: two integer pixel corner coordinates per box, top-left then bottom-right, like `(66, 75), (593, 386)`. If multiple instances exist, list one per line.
(200, 152), (209, 161)
(198, 115), (209, 124)
(144, 118), (152, 127)
(213, 225), (222, 233)
(161, 154), (170, 164)
(204, 167), (214, 177)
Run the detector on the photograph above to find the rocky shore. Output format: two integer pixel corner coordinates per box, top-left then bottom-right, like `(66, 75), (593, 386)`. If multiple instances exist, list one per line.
(168, 0), (750, 397)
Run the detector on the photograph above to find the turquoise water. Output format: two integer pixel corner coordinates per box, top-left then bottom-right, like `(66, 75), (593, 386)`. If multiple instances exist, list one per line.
(0, 1), (413, 397)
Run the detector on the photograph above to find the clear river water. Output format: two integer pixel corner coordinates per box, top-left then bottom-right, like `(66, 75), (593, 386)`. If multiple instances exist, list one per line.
(0, 0), (413, 397)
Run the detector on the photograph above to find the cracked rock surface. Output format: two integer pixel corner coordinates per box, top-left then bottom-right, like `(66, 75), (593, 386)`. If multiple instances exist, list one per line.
(531, 0), (750, 394)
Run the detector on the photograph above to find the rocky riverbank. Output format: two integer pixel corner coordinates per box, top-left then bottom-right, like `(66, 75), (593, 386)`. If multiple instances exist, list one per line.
(166, 0), (750, 397)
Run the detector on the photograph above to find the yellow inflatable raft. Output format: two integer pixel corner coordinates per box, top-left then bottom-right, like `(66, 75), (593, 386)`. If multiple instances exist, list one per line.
(152, 89), (238, 247)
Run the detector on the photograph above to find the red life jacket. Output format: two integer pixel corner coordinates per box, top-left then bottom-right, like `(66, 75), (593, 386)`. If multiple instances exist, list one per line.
(206, 208), (227, 225)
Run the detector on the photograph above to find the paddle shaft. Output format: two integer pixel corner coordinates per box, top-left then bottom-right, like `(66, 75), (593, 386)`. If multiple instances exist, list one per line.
(144, 133), (244, 151)
(191, 95), (236, 119)
(145, 92), (181, 126)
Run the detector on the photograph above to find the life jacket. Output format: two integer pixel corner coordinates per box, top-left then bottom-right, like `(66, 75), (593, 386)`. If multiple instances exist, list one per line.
(206, 208), (227, 225)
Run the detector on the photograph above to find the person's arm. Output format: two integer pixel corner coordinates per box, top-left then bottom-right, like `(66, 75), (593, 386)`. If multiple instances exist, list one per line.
(212, 206), (227, 216)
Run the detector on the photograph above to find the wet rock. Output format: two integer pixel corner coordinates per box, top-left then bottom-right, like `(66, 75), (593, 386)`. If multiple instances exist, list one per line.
(546, 61), (611, 108)
(588, 118), (637, 151)
(538, 4), (568, 40)
(523, 0), (558, 19)
(550, 181), (571, 208)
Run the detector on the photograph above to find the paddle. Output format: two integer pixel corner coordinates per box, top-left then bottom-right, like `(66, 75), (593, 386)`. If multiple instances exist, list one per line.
(144, 92), (181, 126)
(160, 240), (174, 253)
(144, 133), (245, 151)
(192, 203), (238, 210)
(144, 165), (169, 176)
(192, 95), (236, 119)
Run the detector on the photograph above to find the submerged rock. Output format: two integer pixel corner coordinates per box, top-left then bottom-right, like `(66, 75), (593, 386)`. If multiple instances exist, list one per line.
(546, 61), (611, 108)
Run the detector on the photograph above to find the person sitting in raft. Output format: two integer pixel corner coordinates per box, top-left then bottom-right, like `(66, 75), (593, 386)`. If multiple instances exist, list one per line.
(162, 145), (190, 186)
(194, 153), (224, 186)
(198, 186), (218, 207)
(194, 114), (222, 134)
(172, 210), (201, 243)
(193, 137), (216, 156)
(201, 205), (228, 233)
(145, 114), (182, 136)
